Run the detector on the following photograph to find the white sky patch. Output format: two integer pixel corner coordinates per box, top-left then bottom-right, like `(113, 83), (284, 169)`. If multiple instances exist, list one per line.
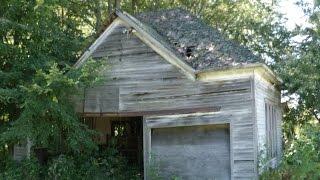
(281, 90), (300, 109)
(277, 0), (314, 30)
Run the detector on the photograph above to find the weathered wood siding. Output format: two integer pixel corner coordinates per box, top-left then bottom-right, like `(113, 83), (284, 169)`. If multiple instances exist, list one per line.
(254, 74), (282, 171)
(82, 23), (253, 113)
(79, 21), (258, 179)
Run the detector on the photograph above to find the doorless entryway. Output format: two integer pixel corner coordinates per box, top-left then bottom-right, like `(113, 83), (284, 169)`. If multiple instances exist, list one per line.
(84, 116), (144, 175)
(111, 117), (143, 171)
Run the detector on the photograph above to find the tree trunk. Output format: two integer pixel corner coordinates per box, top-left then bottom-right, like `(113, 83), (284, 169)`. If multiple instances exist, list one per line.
(115, 0), (121, 9)
(108, 0), (113, 15)
(132, 0), (137, 13)
(94, 0), (102, 32)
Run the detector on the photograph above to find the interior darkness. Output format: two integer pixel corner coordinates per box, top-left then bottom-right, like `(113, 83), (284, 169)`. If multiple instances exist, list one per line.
(186, 46), (195, 57)
(111, 117), (144, 174)
(83, 116), (144, 176)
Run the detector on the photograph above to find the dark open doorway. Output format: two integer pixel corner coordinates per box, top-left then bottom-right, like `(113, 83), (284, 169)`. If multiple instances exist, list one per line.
(83, 116), (144, 175)
(111, 117), (143, 171)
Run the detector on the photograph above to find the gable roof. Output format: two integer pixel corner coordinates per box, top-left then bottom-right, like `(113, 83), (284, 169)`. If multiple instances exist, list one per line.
(136, 8), (261, 71)
(74, 9), (281, 84)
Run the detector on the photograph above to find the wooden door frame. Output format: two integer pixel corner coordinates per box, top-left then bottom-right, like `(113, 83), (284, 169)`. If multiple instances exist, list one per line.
(143, 112), (233, 180)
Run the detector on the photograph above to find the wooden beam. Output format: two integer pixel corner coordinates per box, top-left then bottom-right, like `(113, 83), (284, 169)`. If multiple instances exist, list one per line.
(81, 106), (221, 117)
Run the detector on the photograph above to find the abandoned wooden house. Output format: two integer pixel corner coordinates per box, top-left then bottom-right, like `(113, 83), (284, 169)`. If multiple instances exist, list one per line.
(14, 9), (283, 179)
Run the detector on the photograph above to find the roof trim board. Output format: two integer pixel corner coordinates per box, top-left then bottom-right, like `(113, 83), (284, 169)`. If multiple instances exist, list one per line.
(74, 19), (122, 68)
(74, 10), (196, 80)
(196, 63), (282, 84)
(116, 10), (196, 80)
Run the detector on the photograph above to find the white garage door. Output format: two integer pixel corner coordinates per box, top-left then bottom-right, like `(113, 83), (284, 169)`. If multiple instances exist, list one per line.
(151, 124), (230, 180)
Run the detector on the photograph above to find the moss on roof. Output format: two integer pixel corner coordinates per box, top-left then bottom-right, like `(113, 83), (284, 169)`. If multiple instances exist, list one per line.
(135, 8), (261, 70)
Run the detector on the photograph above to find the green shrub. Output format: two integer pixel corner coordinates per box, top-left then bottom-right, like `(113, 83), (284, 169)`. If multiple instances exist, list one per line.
(47, 155), (77, 180)
(0, 157), (41, 180)
(260, 124), (320, 180)
(0, 146), (142, 180)
(94, 146), (141, 179)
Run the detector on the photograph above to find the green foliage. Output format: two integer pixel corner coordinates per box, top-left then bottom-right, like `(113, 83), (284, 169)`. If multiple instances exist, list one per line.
(0, 156), (41, 180)
(261, 2), (320, 178)
(0, 60), (106, 154)
(261, 124), (320, 180)
(0, 146), (141, 180)
(1, 0), (319, 179)
(0, 0), (100, 153)
(283, 126), (320, 179)
(47, 155), (77, 179)
(277, 1), (320, 125)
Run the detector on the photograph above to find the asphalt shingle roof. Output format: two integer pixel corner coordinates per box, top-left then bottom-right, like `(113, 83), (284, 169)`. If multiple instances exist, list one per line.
(135, 8), (261, 70)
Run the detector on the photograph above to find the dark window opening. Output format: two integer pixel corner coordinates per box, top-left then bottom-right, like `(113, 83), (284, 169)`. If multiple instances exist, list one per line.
(265, 102), (279, 159)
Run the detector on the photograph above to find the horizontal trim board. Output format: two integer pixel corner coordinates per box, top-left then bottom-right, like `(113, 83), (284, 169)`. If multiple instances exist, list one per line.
(145, 111), (234, 128)
(146, 115), (231, 128)
(196, 63), (282, 85)
(81, 106), (220, 117)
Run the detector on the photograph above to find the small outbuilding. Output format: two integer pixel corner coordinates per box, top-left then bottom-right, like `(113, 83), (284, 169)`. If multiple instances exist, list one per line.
(73, 9), (283, 180)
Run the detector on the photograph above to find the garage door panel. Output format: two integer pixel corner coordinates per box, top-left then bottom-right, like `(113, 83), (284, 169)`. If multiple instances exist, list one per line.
(151, 124), (231, 180)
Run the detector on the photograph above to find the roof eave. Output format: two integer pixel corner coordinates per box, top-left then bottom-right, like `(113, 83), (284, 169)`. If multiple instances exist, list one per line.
(195, 63), (283, 85)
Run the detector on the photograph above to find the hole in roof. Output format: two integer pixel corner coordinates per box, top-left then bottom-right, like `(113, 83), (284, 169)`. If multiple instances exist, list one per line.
(186, 46), (195, 58)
